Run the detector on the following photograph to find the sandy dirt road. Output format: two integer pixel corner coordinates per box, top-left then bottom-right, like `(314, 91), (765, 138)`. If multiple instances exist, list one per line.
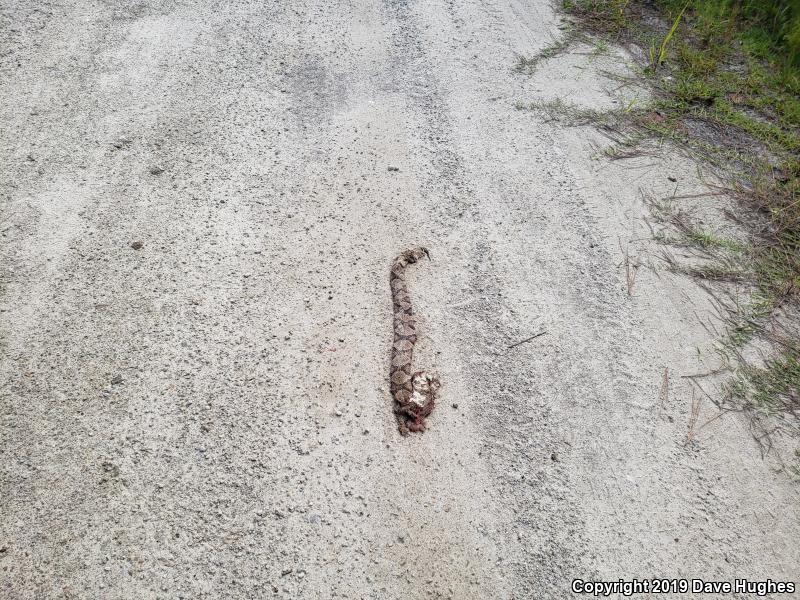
(1, 1), (798, 598)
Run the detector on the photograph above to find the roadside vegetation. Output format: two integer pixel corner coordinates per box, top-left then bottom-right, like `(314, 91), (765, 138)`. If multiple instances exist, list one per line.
(517, 0), (799, 464)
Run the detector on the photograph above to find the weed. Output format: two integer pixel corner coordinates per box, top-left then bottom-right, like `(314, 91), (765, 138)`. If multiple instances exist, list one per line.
(593, 39), (611, 55)
(685, 387), (702, 445)
(726, 340), (800, 426)
(521, 0), (800, 442)
(676, 43), (719, 76)
(619, 239), (640, 296)
(514, 30), (579, 74)
(515, 97), (627, 128)
(650, 2), (689, 70)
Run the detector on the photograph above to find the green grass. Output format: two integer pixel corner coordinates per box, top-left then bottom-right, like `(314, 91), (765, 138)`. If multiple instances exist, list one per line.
(659, 0), (800, 68)
(563, 0), (632, 32)
(513, 29), (581, 74)
(687, 229), (746, 253)
(650, 2), (690, 69)
(726, 342), (800, 420)
(536, 0), (800, 438)
(515, 97), (627, 127)
(555, 0), (800, 290)
(653, 223), (747, 254)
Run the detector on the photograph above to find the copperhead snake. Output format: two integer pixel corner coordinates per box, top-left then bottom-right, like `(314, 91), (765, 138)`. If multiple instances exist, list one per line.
(390, 247), (440, 435)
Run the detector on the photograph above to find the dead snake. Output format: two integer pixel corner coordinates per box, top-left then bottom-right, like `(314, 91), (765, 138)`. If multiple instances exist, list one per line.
(389, 247), (439, 435)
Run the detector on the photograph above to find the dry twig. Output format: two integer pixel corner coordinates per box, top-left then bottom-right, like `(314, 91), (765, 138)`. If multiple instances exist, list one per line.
(619, 239), (640, 296)
(685, 388), (702, 446)
(507, 331), (548, 350)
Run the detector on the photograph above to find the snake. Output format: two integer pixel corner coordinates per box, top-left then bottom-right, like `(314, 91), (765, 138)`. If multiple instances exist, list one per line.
(389, 247), (440, 435)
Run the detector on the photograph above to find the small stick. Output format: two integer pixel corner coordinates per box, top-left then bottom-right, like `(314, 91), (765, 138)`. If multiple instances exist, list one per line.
(685, 388), (702, 446)
(663, 191), (726, 201)
(507, 331), (547, 349)
(697, 411), (724, 432)
(680, 367), (728, 379)
(618, 239), (639, 296)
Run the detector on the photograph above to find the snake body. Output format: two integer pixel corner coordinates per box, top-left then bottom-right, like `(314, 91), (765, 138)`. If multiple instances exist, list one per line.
(390, 247), (439, 435)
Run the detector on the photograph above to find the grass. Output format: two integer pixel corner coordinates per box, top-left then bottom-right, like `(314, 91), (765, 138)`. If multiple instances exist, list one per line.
(726, 341), (800, 426)
(563, 0), (632, 33)
(650, 2), (690, 69)
(686, 229), (745, 252)
(516, 0), (800, 449)
(514, 97), (626, 126)
(514, 30), (580, 74)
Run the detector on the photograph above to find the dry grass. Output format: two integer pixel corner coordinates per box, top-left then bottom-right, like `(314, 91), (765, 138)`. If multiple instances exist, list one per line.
(515, 0), (800, 453)
(619, 239), (641, 296)
(513, 29), (581, 75)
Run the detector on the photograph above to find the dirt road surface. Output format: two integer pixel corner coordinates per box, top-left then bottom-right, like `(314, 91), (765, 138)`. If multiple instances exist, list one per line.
(2, 1), (798, 598)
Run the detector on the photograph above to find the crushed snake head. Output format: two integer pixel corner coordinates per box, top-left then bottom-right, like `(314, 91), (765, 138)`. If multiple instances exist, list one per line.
(389, 247), (439, 435)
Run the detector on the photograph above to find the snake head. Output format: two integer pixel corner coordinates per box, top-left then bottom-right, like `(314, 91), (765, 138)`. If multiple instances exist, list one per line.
(402, 247), (429, 264)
